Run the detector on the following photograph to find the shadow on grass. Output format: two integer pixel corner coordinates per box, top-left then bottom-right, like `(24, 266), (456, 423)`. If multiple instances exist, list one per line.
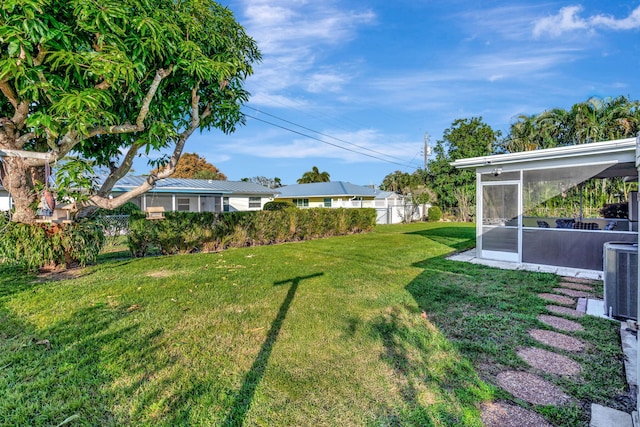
(404, 225), (476, 252)
(223, 272), (324, 427)
(388, 248), (622, 426)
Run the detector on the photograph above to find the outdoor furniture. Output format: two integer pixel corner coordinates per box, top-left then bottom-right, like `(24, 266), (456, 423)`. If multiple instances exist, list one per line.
(572, 222), (600, 230)
(555, 218), (575, 229)
(605, 221), (617, 231)
(537, 220), (550, 228)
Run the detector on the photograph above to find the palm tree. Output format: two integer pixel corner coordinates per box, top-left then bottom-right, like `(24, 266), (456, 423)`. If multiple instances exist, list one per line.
(297, 166), (330, 184)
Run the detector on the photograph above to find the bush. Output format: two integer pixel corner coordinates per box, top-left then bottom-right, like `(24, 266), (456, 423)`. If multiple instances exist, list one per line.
(0, 220), (105, 270)
(600, 203), (628, 218)
(263, 200), (295, 211)
(427, 206), (442, 222)
(127, 208), (377, 257)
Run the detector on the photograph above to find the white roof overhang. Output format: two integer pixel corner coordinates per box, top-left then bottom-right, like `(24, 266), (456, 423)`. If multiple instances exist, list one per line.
(451, 137), (637, 175)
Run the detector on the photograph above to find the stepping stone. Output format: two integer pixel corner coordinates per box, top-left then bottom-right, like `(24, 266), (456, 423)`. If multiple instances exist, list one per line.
(546, 305), (585, 318)
(538, 293), (575, 306)
(517, 347), (581, 376)
(481, 401), (553, 427)
(537, 314), (584, 332)
(558, 282), (594, 291)
(529, 329), (585, 352)
(576, 298), (588, 313)
(561, 276), (598, 285)
(553, 287), (592, 298)
(496, 371), (572, 405)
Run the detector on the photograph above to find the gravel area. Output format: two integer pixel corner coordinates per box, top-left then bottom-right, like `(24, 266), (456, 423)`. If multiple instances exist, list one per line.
(481, 401), (553, 427)
(496, 371), (572, 405)
(546, 305), (585, 318)
(553, 287), (593, 298)
(538, 293), (575, 306)
(529, 329), (586, 352)
(537, 314), (584, 332)
(517, 346), (581, 376)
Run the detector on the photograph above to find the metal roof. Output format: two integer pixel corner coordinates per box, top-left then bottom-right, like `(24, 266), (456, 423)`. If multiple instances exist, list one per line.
(111, 176), (279, 195)
(275, 181), (380, 198)
(451, 137), (636, 170)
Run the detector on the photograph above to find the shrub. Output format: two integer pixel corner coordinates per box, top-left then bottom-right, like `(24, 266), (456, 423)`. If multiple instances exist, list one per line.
(263, 200), (295, 211)
(600, 203), (628, 218)
(127, 208), (377, 257)
(427, 206), (442, 222)
(0, 220), (105, 270)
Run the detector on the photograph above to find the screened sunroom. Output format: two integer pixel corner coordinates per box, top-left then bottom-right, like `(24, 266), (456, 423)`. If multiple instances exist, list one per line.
(451, 137), (638, 272)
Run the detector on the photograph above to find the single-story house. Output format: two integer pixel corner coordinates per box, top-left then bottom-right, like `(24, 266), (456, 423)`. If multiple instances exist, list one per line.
(451, 137), (638, 272)
(274, 181), (426, 224)
(110, 176), (278, 213)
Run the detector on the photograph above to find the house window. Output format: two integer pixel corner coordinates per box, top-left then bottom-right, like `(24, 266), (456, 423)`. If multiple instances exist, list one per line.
(249, 197), (261, 209)
(323, 198), (332, 207)
(294, 198), (309, 207)
(177, 198), (190, 211)
(223, 197), (230, 212)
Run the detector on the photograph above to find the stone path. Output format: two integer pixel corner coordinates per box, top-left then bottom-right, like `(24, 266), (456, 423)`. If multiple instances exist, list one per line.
(482, 276), (599, 426)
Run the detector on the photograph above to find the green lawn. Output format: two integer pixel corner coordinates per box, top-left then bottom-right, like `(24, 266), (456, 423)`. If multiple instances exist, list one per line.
(0, 222), (627, 426)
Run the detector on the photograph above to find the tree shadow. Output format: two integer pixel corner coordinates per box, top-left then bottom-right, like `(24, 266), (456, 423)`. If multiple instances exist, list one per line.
(404, 226), (476, 252)
(222, 272), (324, 427)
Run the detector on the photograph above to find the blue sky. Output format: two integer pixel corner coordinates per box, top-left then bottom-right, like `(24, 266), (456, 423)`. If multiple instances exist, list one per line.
(145, 1), (640, 186)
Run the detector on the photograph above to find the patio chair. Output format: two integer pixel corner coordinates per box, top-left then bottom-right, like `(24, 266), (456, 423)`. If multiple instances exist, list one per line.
(537, 220), (550, 228)
(555, 218), (575, 229)
(572, 222), (600, 230)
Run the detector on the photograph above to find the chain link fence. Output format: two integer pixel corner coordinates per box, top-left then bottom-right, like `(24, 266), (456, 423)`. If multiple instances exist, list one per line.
(98, 215), (130, 236)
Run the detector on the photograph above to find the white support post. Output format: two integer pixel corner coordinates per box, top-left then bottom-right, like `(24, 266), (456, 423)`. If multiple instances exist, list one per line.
(636, 133), (640, 419)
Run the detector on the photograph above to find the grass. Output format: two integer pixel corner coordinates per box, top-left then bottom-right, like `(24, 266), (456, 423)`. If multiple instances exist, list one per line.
(0, 222), (628, 426)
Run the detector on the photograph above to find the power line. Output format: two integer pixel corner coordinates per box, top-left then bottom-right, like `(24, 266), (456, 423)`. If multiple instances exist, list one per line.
(242, 105), (422, 168)
(243, 113), (418, 169)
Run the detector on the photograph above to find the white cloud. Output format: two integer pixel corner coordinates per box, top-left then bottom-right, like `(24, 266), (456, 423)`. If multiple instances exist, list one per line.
(306, 72), (347, 93)
(235, 0), (375, 107)
(533, 5), (640, 38)
(218, 127), (419, 165)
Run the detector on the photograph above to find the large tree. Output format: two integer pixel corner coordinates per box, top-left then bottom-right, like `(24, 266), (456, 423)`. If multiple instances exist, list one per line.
(0, 0), (260, 223)
(241, 176), (282, 188)
(297, 166), (330, 184)
(502, 96), (640, 152)
(152, 153), (226, 180)
(428, 117), (500, 213)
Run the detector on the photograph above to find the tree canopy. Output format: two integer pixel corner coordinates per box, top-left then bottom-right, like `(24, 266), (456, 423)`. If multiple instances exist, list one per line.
(152, 153), (226, 180)
(502, 96), (640, 152)
(297, 166), (330, 184)
(241, 176), (282, 188)
(428, 117), (500, 213)
(0, 0), (260, 222)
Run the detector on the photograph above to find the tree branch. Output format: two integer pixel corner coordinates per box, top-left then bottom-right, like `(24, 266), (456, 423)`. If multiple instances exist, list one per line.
(77, 81), (203, 214)
(96, 143), (141, 197)
(56, 66), (174, 159)
(0, 80), (19, 110)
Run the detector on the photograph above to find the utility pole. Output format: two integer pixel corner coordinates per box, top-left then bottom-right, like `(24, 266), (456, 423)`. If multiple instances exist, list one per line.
(423, 132), (431, 170)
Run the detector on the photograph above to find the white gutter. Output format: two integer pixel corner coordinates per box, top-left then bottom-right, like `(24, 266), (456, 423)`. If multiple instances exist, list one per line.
(451, 138), (635, 169)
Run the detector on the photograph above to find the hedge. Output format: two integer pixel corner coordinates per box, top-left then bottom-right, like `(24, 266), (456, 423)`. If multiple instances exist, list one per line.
(0, 216), (105, 270)
(128, 208), (377, 257)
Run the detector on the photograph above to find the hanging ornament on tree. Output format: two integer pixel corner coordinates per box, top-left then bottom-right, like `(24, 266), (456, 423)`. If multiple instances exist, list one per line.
(40, 162), (56, 216)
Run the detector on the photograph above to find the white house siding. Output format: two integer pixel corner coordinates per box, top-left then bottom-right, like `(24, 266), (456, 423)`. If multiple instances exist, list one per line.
(0, 190), (10, 211)
(227, 195), (268, 212)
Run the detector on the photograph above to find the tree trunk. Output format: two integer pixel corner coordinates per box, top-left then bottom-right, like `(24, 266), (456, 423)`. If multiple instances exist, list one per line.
(3, 157), (39, 223)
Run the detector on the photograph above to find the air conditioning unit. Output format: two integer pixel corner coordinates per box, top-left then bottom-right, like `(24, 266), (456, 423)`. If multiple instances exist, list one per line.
(603, 242), (638, 320)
